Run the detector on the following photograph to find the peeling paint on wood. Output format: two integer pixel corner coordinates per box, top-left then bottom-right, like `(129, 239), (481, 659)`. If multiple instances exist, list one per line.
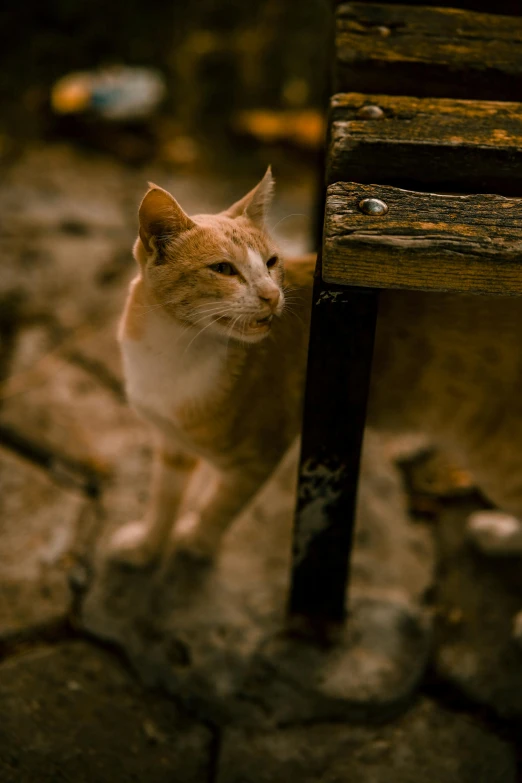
(315, 290), (352, 305)
(289, 253), (379, 623)
(293, 458), (346, 567)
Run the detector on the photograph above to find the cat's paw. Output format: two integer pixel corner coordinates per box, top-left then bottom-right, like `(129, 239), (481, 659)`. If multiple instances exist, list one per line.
(170, 512), (218, 563)
(107, 522), (160, 568)
(467, 510), (522, 555)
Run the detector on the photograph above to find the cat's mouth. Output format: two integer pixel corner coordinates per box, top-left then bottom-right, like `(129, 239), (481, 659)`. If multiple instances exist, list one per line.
(254, 314), (273, 326)
(218, 314), (273, 329)
(214, 313), (273, 342)
(245, 314), (273, 333)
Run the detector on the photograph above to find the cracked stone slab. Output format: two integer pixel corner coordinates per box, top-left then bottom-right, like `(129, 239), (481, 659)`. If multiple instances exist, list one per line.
(216, 698), (516, 783)
(435, 500), (522, 719)
(0, 448), (86, 638)
(1, 146), (135, 332)
(0, 208), (132, 333)
(82, 431), (434, 725)
(1, 325), (147, 474)
(0, 641), (211, 783)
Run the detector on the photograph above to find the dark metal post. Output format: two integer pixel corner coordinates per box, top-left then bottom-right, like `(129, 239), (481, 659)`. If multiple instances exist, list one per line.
(288, 253), (379, 624)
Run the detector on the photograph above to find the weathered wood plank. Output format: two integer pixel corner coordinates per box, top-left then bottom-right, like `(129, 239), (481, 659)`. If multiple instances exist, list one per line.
(336, 4), (522, 100)
(333, 0), (521, 13)
(289, 252), (379, 624)
(323, 183), (522, 295)
(328, 93), (522, 195)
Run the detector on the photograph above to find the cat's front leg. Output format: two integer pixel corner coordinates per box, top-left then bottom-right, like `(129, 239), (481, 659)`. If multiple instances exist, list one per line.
(171, 465), (272, 561)
(108, 439), (197, 567)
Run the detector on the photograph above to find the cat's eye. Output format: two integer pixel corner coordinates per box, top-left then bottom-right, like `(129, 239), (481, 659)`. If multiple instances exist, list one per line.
(266, 256), (278, 269)
(209, 262), (238, 276)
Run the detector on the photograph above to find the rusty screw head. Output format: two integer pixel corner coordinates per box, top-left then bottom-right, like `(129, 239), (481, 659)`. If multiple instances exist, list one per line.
(358, 197), (389, 216)
(356, 104), (385, 120)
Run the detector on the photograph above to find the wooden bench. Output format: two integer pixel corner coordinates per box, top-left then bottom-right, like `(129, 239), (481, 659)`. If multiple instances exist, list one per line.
(336, 3), (522, 100)
(289, 2), (522, 623)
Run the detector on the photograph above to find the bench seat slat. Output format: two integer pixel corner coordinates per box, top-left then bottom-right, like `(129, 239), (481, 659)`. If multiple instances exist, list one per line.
(324, 183), (522, 295)
(336, 3), (522, 101)
(328, 93), (522, 194)
(334, 0), (521, 12)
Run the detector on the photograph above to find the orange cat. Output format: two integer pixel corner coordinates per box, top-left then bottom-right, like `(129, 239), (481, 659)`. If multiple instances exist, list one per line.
(109, 169), (314, 565)
(110, 168), (522, 568)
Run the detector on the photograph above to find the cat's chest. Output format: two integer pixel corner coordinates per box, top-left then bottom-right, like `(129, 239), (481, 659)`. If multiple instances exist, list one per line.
(120, 315), (226, 430)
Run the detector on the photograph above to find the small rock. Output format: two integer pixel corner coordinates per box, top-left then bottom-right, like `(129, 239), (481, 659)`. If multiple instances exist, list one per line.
(436, 503), (522, 717)
(143, 718), (167, 744)
(467, 510), (522, 555)
(0, 448), (85, 638)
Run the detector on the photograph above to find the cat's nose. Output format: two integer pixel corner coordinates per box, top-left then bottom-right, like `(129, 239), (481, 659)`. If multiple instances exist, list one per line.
(258, 286), (280, 311)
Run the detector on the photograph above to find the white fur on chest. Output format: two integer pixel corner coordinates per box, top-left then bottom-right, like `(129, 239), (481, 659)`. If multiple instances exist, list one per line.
(121, 310), (226, 436)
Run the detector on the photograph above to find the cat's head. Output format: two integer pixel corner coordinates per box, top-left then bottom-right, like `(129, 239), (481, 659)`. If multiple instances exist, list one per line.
(134, 167), (285, 344)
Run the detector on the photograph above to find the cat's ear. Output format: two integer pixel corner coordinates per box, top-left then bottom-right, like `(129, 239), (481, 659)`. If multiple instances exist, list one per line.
(222, 166), (274, 226)
(138, 183), (195, 255)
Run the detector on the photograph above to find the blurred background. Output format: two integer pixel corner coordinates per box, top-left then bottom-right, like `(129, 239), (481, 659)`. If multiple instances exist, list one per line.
(1, 0), (330, 212)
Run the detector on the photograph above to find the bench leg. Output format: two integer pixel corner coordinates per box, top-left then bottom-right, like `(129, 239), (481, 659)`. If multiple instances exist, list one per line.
(288, 254), (379, 625)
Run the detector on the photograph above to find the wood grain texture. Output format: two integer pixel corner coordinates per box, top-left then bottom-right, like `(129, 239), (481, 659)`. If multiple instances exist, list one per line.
(336, 3), (522, 100)
(327, 93), (522, 195)
(333, 0), (521, 12)
(323, 183), (522, 294)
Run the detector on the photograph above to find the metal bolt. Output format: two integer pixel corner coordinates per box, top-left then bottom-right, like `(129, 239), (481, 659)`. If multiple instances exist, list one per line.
(358, 198), (389, 216)
(356, 104), (384, 120)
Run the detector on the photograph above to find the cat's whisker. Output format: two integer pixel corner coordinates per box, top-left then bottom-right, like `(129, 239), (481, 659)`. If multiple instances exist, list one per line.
(186, 314), (225, 330)
(224, 317), (236, 359)
(226, 314), (242, 346)
(269, 213), (308, 233)
(191, 304), (231, 316)
(137, 294), (225, 316)
(190, 307), (230, 320)
(141, 299), (226, 316)
(171, 309), (234, 347)
(182, 305), (241, 351)
(283, 291), (304, 300)
(283, 302), (306, 327)
(137, 297), (179, 314)
(183, 310), (234, 335)
(182, 317), (224, 354)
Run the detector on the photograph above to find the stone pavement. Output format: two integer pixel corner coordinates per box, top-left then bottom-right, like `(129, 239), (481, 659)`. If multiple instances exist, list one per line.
(0, 144), (521, 781)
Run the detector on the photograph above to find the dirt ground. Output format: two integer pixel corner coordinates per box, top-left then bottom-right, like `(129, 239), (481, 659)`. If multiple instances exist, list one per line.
(1, 141), (522, 782)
